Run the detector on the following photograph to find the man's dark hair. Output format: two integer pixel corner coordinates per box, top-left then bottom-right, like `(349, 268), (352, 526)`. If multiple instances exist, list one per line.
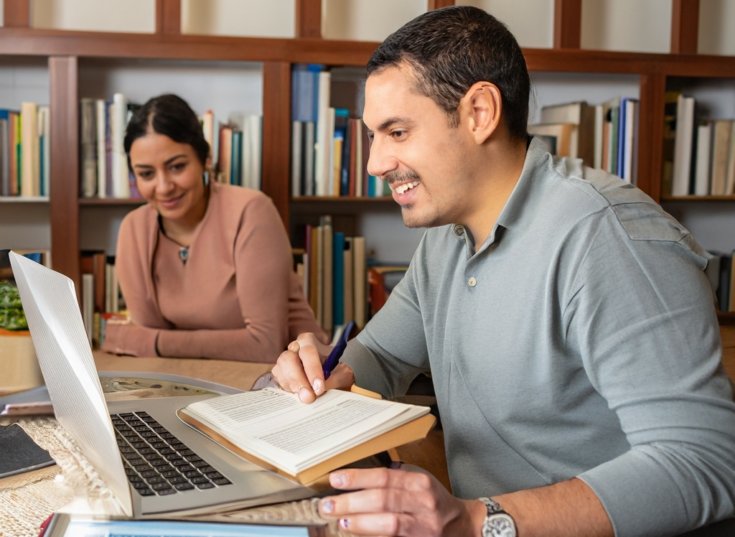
(367, 6), (530, 141)
(124, 93), (210, 170)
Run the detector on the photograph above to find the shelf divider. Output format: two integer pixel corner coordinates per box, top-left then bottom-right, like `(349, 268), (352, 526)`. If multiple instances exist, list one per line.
(156, 0), (182, 36)
(3, 0), (30, 28)
(553, 0), (581, 50)
(49, 56), (81, 296)
(671, 0), (699, 54)
(636, 74), (666, 203)
(295, 0), (322, 39)
(262, 61), (292, 229)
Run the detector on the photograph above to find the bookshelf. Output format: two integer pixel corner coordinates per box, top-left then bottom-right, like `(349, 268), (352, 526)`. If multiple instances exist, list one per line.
(1, 0), (733, 322)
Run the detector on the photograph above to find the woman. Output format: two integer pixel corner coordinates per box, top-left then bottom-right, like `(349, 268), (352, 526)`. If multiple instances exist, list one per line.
(102, 94), (325, 362)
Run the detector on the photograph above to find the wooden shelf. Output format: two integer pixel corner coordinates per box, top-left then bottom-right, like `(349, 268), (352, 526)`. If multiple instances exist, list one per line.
(79, 198), (146, 206)
(2, 27), (735, 77)
(661, 195), (735, 202)
(0, 196), (49, 203)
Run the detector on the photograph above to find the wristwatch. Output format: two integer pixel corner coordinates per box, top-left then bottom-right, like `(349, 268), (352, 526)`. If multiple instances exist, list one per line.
(479, 497), (517, 537)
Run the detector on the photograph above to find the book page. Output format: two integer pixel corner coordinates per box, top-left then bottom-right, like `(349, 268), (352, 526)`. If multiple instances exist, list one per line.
(184, 388), (428, 474)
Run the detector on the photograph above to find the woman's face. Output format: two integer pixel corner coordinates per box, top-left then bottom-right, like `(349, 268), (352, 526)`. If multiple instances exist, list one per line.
(129, 131), (208, 226)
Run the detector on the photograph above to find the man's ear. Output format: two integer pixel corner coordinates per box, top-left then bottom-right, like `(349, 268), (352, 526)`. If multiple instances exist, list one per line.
(461, 81), (502, 145)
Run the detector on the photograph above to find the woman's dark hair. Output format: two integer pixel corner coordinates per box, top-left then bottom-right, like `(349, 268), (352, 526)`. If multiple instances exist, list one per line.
(366, 6), (530, 141)
(124, 94), (210, 170)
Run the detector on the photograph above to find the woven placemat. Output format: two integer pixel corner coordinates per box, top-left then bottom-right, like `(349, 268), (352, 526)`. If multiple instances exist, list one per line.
(0, 418), (349, 537)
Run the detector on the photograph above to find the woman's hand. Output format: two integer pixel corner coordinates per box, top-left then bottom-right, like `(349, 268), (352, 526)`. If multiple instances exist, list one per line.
(271, 332), (355, 403)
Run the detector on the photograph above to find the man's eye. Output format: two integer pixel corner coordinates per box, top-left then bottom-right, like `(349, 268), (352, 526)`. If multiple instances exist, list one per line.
(391, 130), (406, 139)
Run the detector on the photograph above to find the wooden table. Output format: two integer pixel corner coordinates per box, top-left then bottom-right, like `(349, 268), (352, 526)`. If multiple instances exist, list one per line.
(93, 351), (453, 492)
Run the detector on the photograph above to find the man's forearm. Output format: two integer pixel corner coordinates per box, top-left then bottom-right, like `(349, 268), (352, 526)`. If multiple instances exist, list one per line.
(490, 477), (613, 537)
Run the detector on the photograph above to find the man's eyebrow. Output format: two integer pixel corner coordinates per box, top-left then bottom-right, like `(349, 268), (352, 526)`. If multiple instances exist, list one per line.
(374, 117), (414, 133)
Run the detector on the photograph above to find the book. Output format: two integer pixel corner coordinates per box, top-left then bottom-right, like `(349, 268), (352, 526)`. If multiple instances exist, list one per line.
(20, 102), (40, 198)
(671, 94), (695, 196)
(177, 387), (434, 485)
(320, 215), (333, 335)
(111, 93), (130, 198)
(80, 98), (97, 198)
(0, 110), (9, 196)
(725, 122), (735, 195)
(332, 232), (345, 327)
(693, 122), (713, 197)
(352, 236), (367, 328)
(314, 70), (331, 196)
(303, 121), (316, 196)
(539, 101), (595, 166)
(291, 120), (303, 197)
(710, 120), (732, 196)
(527, 123), (573, 157)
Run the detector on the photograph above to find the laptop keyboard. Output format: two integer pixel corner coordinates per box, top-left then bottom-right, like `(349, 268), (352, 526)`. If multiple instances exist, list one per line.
(112, 411), (232, 497)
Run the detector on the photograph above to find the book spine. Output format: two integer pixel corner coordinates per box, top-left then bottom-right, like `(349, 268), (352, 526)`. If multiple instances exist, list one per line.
(112, 93), (130, 198)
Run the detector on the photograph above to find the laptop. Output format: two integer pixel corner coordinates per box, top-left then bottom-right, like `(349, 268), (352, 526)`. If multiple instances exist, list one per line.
(8, 251), (314, 517)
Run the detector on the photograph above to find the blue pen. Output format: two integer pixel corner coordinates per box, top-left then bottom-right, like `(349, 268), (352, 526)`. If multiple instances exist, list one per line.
(322, 321), (356, 380)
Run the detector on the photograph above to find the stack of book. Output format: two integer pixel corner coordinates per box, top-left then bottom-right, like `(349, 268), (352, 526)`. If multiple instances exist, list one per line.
(212, 110), (263, 191)
(79, 94), (140, 200)
(79, 251), (126, 347)
(295, 215), (368, 337)
(663, 91), (735, 197)
(0, 103), (50, 198)
(528, 98), (639, 183)
(290, 64), (387, 198)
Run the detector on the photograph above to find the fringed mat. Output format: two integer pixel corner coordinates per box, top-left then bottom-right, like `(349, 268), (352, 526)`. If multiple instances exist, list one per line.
(0, 418), (349, 537)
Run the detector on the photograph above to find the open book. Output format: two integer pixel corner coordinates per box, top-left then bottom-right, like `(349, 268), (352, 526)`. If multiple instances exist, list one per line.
(177, 388), (435, 485)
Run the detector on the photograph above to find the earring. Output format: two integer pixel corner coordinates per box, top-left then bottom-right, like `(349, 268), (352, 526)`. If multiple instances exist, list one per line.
(203, 171), (210, 185)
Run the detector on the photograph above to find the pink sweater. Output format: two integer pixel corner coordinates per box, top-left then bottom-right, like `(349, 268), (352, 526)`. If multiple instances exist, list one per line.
(102, 183), (324, 362)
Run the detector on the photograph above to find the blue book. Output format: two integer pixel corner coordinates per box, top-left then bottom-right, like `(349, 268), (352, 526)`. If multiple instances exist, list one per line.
(230, 130), (242, 186)
(333, 232), (345, 326)
(292, 64), (324, 123)
(617, 98), (629, 179)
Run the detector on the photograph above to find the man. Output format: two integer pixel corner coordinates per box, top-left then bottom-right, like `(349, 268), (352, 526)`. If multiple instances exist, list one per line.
(272, 6), (735, 536)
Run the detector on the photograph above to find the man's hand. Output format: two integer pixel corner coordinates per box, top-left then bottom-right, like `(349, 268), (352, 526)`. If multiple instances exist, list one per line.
(318, 468), (485, 536)
(271, 332), (355, 403)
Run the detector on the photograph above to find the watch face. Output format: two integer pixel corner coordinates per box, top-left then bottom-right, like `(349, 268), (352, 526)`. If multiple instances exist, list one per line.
(483, 513), (516, 537)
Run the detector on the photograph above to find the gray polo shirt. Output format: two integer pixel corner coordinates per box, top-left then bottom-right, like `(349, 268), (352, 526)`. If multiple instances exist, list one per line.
(341, 139), (735, 536)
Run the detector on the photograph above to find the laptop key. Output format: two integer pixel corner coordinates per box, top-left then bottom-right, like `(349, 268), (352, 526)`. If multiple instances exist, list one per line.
(168, 476), (187, 484)
(192, 460), (211, 469)
(140, 470), (158, 479)
(150, 459), (169, 467)
(132, 481), (150, 490)
(204, 471), (223, 479)
(175, 483), (195, 491)
(212, 478), (231, 486)
(152, 483), (172, 491)
(145, 476), (164, 484)
(183, 470), (201, 478)
(190, 477), (210, 484)
(196, 482), (215, 490)
(157, 488), (177, 496)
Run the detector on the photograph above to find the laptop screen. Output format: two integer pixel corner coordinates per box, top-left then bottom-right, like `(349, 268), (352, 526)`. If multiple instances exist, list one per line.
(9, 252), (133, 516)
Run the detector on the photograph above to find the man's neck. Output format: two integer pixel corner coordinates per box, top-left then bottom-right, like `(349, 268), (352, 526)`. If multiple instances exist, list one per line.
(463, 138), (528, 251)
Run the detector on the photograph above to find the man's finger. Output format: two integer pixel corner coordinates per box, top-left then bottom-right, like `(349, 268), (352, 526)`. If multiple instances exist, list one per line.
(320, 488), (416, 517)
(329, 468), (434, 492)
(333, 513), (413, 536)
(272, 350), (316, 402)
(298, 344), (327, 396)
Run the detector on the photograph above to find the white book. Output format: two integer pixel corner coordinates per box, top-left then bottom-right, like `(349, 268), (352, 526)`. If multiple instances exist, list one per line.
(291, 120), (303, 197)
(671, 95), (695, 196)
(112, 93), (130, 199)
(96, 99), (107, 198)
(80, 98), (97, 198)
(623, 99), (637, 183)
(726, 122), (735, 195)
(242, 115), (262, 191)
(314, 71), (331, 196)
(179, 387), (432, 484)
(694, 123), (712, 197)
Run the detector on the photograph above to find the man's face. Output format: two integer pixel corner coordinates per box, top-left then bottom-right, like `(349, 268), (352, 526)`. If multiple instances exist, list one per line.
(364, 64), (476, 229)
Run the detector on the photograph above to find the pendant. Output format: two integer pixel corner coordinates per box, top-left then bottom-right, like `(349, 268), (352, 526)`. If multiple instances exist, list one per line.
(179, 246), (189, 265)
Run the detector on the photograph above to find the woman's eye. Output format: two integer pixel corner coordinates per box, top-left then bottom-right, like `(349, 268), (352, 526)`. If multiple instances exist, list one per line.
(137, 171), (153, 180)
(171, 163), (186, 172)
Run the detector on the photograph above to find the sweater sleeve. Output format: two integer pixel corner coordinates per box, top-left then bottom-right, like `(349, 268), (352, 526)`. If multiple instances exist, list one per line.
(154, 195), (296, 362)
(565, 210), (735, 536)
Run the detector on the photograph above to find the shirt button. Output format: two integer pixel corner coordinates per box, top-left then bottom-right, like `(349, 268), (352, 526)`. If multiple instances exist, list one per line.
(468, 277), (477, 287)
(454, 225), (464, 236)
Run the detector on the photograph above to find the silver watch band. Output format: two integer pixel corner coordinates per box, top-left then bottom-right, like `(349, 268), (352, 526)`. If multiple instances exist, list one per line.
(479, 497), (517, 537)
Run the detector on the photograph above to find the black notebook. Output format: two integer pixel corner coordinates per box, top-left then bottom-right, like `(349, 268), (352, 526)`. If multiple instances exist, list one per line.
(0, 424), (55, 479)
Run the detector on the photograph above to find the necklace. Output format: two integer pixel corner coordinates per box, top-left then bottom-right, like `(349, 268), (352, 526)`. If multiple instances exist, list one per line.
(179, 246), (190, 265)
